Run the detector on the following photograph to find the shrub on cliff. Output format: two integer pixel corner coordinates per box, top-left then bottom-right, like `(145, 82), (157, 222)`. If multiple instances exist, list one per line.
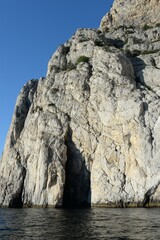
(76, 55), (89, 64)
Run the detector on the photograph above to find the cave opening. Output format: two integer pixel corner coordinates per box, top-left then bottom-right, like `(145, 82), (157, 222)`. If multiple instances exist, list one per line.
(9, 166), (26, 208)
(9, 193), (23, 208)
(63, 129), (91, 208)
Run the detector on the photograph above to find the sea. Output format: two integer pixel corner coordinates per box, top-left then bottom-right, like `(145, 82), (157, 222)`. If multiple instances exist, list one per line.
(0, 207), (160, 240)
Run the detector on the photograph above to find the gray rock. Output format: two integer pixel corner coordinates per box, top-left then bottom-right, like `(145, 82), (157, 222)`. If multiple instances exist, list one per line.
(100, 0), (160, 32)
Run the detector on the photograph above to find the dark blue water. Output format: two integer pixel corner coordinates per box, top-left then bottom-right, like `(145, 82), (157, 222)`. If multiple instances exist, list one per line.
(0, 208), (160, 239)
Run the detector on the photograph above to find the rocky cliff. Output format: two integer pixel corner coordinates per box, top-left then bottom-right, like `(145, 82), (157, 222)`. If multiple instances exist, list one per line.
(100, 0), (160, 32)
(0, 0), (160, 208)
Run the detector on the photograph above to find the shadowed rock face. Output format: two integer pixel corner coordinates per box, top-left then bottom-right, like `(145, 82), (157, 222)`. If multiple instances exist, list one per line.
(63, 128), (91, 208)
(100, 0), (160, 32)
(1, 1), (160, 208)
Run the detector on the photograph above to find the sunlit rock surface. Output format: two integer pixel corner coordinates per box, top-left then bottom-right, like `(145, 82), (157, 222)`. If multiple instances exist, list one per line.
(0, 0), (160, 208)
(100, 0), (160, 32)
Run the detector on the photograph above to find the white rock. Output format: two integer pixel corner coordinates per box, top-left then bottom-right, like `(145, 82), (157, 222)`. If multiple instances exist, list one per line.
(1, 12), (160, 208)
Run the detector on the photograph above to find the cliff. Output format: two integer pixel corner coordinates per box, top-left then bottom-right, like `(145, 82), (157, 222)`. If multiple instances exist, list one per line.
(0, 0), (160, 208)
(100, 0), (160, 32)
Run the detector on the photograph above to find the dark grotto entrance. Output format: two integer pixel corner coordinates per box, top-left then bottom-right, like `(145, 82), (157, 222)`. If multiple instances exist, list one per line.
(9, 165), (26, 208)
(63, 129), (91, 208)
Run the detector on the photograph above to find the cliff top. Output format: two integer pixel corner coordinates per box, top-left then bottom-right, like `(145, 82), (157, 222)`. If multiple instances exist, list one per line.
(100, 0), (160, 31)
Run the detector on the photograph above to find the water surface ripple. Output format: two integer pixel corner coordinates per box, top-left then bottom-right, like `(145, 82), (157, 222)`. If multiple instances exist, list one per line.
(0, 208), (160, 239)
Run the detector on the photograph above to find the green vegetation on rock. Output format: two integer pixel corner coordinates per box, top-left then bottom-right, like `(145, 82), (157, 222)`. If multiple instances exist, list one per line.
(76, 55), (89, 64)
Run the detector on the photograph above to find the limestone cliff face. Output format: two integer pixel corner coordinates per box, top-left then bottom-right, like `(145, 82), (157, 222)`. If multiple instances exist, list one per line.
(100, 0), (160, 32)
(1, 1), (160, 208)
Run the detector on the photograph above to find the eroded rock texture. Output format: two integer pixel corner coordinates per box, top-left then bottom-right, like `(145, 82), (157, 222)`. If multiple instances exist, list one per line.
(1, 1), (160, 208)
(100, 0), (160, 32)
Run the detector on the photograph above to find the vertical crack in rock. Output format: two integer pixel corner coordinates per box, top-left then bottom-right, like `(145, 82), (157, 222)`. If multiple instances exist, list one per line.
(143, 181), (160, 207)
(63, 127), (91, 208)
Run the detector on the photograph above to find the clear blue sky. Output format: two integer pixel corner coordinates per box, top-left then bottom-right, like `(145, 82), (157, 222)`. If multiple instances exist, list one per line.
(0, 0), (113, 155)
